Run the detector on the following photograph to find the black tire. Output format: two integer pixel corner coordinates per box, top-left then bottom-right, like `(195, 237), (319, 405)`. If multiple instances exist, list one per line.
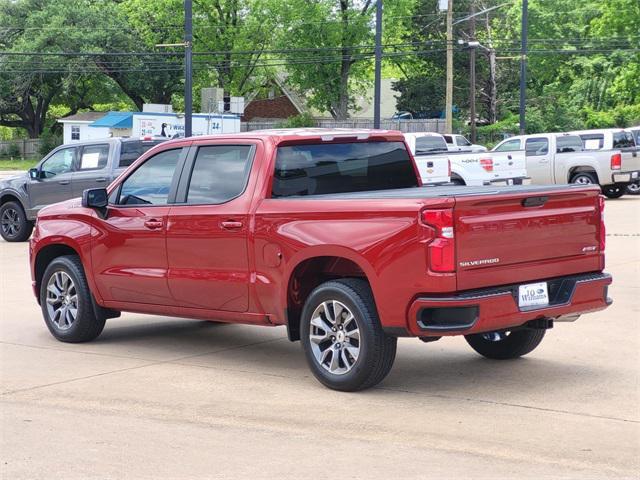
(625, 182), (640, 195)
(300, 278), (397, 392)
(451, 177), (466, 186)
(570, 171), (597, 186)
(602, 184), (625, 199)
(0, 201), (33, 242)
(465, 328), (546, 360)
(40, 255), (106, 343)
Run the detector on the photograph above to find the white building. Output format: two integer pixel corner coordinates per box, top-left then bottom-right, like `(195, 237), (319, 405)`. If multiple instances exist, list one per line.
(57, 112), (111, 144)
(58, 109), (241, 145)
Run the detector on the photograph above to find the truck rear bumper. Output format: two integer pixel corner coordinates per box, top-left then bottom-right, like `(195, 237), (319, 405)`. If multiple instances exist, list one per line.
(405, 272), (612, 337)
(612, 170), (640, 183)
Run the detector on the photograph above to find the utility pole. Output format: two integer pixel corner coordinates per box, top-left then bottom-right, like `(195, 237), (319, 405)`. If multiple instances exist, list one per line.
(184, 0), (193, 137)
(469, 1), (476, 142)
(445, 0), (453, 134)
(373, 0), (383, 129)
(519, 0), (528, 135)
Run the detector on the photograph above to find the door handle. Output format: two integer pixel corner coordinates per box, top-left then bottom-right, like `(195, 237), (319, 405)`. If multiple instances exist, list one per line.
(143, 219), (163, 230)
(95, 178), (107, 183)
(58, 180), (70, 185)
(221, 220), (243, 230)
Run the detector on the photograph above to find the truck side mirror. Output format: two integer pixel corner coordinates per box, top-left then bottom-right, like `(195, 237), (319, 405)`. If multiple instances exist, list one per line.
(28, 168), (40, 180)
(82, 188), (108, 209)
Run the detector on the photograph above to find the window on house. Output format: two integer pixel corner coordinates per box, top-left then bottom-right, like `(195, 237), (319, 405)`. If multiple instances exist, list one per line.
(71, 126), (80, 141)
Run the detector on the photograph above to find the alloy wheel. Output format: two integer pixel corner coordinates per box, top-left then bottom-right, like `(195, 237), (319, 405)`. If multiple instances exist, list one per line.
(308, 300), (360, 375)
(1, 208), (20, 237)
(45, 271), (78, 330)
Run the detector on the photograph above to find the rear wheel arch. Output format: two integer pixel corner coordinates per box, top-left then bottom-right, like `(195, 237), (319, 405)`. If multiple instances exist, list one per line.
(568, 167), (599, 184)
(285, 255), (374, 342)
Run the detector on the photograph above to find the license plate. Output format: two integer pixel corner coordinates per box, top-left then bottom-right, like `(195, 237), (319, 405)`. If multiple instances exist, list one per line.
(518, 282), (549, 308)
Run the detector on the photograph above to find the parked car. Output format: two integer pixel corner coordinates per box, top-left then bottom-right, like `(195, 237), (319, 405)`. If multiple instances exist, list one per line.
(403, 132), (450, 185)
(30, 128), (612, 391)
(442, 134), (488, 153)
(570, 128), (639, 197)
(0, 136), (167, 241)
(492, 133), (640, 198)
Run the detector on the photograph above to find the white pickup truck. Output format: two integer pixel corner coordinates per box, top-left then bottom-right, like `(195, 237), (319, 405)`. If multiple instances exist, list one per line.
(492, 132), (640, 198)
(403, 133), (450, 185)
(406, 132), (528, 186)
(571, 128), (640, 196)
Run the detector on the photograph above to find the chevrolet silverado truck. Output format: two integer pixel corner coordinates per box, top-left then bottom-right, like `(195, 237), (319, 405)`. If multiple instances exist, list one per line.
(493, 132), (640, 198)
(0, 136), (166, 242)
(30, 129), (612, 391)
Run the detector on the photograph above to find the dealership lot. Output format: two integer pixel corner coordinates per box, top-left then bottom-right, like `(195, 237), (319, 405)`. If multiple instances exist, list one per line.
(1, 197), (638, 479)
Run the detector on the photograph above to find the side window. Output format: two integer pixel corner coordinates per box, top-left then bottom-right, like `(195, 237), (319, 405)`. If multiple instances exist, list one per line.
(494, 139), (521, 152)
(457, 135), (472, 146)
(78, 144), (109, 170)
(185, 145), (253, 204)
(525, 138), (549, 156)
(415, 136), (448, 154)
(40, 148), (76, 178)
(117, 149), (182, 205)
(443, 135), (453, 145)
(579, 134), (604, 150)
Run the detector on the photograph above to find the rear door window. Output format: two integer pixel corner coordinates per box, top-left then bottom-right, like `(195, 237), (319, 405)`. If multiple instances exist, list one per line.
(272, 142), (418, 198)
(78, 144), (109, 170)
(556, 136), (583, 153)
(525, 138), (549, 156)
(442, 135), (453, 145)
(184, 145), (254, 204)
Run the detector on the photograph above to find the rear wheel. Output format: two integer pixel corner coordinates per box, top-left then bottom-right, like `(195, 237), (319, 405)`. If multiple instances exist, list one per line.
(300, 278), (397, 391)
(626, 182), (640, 195)
(602, 184), (625, 199)
(465, 328), (546, 360)
(40, 255), (106, 343)
(0, 201), (33, 242)
(570, 172), (597, 186)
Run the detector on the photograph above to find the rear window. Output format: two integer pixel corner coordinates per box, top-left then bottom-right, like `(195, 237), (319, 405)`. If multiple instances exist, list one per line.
(556, 135), (583, 153)
(271, 142), (418, 198)
(415, 136), (448, 154)
(613, 131), (636, 149)
(119, 140), (166, 167)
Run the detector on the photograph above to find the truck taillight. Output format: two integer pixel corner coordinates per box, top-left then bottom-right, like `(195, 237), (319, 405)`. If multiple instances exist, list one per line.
(422, 209), (455, 272)
(599, 196), (606, 251)
(480, 158), (493, 172)
(610, 153), (622, 170)
(447, 158), (451, 178)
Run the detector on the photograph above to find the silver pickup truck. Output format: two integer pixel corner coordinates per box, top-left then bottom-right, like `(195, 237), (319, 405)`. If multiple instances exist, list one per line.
(0, 137), (166, 241)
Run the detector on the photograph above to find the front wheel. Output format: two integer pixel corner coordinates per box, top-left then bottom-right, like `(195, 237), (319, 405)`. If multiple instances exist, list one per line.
(40, 255), (106, 343)
(300, 278), (397, 391)
(0, 201), (33, 242)
(602, 184), (625, 199)
(465, 328), (546, 360)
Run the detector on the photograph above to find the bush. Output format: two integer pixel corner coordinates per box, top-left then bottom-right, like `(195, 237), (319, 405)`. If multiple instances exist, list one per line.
(276, 112), (316, 128)
(5, 142), (21, 159)
(38, 130), (62, 157)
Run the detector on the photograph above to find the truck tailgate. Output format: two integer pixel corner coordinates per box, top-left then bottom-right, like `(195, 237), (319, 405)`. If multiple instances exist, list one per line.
(454, 186), (603, 290)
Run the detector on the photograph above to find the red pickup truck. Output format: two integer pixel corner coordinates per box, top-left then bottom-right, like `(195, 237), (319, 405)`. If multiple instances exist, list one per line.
(30, 129), (612, 391)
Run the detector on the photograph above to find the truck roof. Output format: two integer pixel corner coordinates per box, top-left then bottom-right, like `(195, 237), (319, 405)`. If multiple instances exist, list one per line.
(183, 128), (406, 145)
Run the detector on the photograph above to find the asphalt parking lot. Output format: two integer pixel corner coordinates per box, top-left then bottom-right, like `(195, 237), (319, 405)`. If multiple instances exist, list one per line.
(1, 196), (638, 479)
